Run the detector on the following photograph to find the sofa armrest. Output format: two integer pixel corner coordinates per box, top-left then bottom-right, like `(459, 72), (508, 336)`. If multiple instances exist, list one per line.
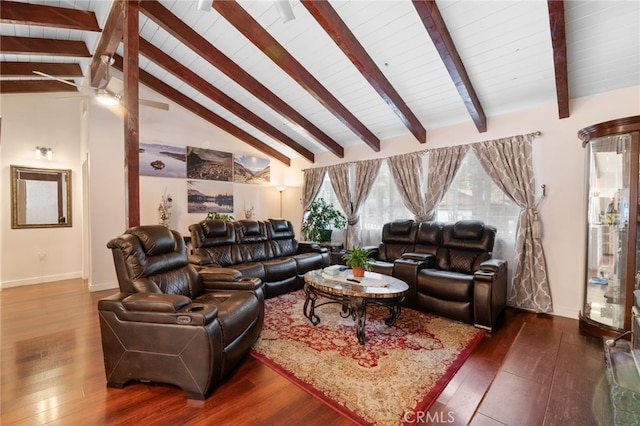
(478, 258), (506, 274)
(401, 252), (435, 266)
(473, 259), (507, 331)
(298, 242), (328, 254)
(98, 292), (218, 326)
(189, 252), (214, 266)
(199, 267), (242, 282)
(123, 292), (191, 312)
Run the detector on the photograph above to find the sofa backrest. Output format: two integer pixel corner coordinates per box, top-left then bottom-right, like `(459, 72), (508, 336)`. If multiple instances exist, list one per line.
(235, 220), (272, 262)
(378, 220), (417, 262)
(266, 218), (299, 257)
(108, 225), (203, 298)
(436, 220), (496, 274)
(189, 219), (238, 267)
(414, 221), (444, 256)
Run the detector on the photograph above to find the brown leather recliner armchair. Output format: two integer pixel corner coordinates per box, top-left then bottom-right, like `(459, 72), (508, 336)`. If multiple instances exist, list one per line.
(415, 220), (507, 331)
(99, 225), (264, 399)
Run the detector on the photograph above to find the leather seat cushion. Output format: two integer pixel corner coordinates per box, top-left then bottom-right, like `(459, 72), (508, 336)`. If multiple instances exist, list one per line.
(263, 258), (297, 281)
(233, 262), (265, 280)
(291, 253), (325, 274)
(417, 269), (474, 302)
(195, 291), (259, 343)
(369, 260), (393, 276)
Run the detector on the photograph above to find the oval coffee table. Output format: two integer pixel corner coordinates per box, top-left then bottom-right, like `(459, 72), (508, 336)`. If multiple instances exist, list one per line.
(303, 269), (409, 344)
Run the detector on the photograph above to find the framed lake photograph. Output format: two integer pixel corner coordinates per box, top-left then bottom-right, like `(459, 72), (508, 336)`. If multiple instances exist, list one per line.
(187, 180), (234, 214)
(186, 147), (233, 182)
(233, 155), (270, 184)
(139, 142), (186, 178)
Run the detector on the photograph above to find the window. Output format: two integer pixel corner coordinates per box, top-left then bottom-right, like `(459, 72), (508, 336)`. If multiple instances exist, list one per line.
(435, 152), (520, 283)
(359, 161), (412, 246)
(311, 175), (347, 242)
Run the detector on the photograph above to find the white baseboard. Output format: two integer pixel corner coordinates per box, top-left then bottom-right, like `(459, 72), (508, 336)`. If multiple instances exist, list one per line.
(89, 281), (118, 292)
(1, 272), (82, 289)
(551, 306), (580, 320)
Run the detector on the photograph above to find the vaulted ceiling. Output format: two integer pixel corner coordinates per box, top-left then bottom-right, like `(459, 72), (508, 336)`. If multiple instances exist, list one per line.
(1, 0), (639, 166)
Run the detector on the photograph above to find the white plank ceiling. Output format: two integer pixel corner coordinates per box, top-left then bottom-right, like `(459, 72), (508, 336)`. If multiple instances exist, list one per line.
(1, 0), (639, 162)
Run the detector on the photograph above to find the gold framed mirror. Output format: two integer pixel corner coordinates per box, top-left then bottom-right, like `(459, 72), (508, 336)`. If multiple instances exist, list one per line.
(11, 165), (72, 229)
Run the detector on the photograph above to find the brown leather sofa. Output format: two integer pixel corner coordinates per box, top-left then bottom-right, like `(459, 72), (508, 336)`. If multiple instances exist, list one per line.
(370, 219), (507, 331)
(189, 218), (330, 298)
(99, 225), (264, 399)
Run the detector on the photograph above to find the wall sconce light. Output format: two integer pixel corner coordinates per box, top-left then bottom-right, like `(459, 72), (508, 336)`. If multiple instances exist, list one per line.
(35, 146), (53, 160)
(276, 185), (287, 217)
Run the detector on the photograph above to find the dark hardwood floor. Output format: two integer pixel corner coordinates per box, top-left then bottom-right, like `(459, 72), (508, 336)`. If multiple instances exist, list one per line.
(1, 279), (612, 425)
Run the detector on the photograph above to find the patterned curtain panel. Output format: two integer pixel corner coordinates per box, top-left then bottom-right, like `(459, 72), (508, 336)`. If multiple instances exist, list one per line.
(327, 163), (351, 242)
(471, 135), (552, 313)
(424, 145), (469, 220)
(327, 161), (382, 249)
(387, 152), (429, 221)
(302, 167), (326, 211)
(350, 159), (381, 248)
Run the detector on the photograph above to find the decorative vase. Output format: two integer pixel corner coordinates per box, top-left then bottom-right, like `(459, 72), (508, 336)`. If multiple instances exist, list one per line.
(352, 266), (365, 278)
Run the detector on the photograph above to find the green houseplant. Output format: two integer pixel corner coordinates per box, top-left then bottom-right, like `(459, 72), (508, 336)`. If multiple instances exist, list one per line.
(342, 247), (373, 278)
(301, 198), (347, 242)
(206, 211), (235, 222)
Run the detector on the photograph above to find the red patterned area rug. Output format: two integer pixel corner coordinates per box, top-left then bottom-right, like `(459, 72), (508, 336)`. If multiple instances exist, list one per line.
(250, 290), (485, 426)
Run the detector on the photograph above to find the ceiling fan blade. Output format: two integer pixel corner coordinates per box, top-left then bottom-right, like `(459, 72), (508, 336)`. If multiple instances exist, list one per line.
(140, 98), (170, 110)
(33, 71), (83, 89)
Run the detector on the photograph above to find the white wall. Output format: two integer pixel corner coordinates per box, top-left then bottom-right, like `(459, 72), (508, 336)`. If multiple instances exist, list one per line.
(0, 93), (84, 288)
(311, 85), (640, 319)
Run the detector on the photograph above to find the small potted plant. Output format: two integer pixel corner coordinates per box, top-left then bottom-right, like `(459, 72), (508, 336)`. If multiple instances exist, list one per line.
(206, 211), (235, 222)
(302, 198), (347, 242)
(342, 247), (373, 278)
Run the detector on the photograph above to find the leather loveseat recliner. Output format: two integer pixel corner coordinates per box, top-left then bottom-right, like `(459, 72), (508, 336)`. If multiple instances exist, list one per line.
(99, 225), (264, 400)
(370, 219), (507, 331)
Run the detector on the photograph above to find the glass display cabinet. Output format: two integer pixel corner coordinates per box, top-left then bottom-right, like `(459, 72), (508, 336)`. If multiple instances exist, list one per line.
(578, 116), (640, 337)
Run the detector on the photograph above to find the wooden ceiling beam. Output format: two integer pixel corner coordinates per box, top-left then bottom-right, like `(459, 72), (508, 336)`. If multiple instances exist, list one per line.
(123, 0), (140, 228)
(302, 0), (427, 144)
(112, 55), (291, 167)
(139, 38), (314, 162)
(412, 0), (487, 133)
(213, 0), (380, 152)
(0, 35), (90, 57)
(0, 0), (100, 32)
(548, 0), (570, 119)
(0, 79), (78, 94)
(90, 0), (124, 88)
(139, 0), (340, 158)
(0, 61), (83, 77)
